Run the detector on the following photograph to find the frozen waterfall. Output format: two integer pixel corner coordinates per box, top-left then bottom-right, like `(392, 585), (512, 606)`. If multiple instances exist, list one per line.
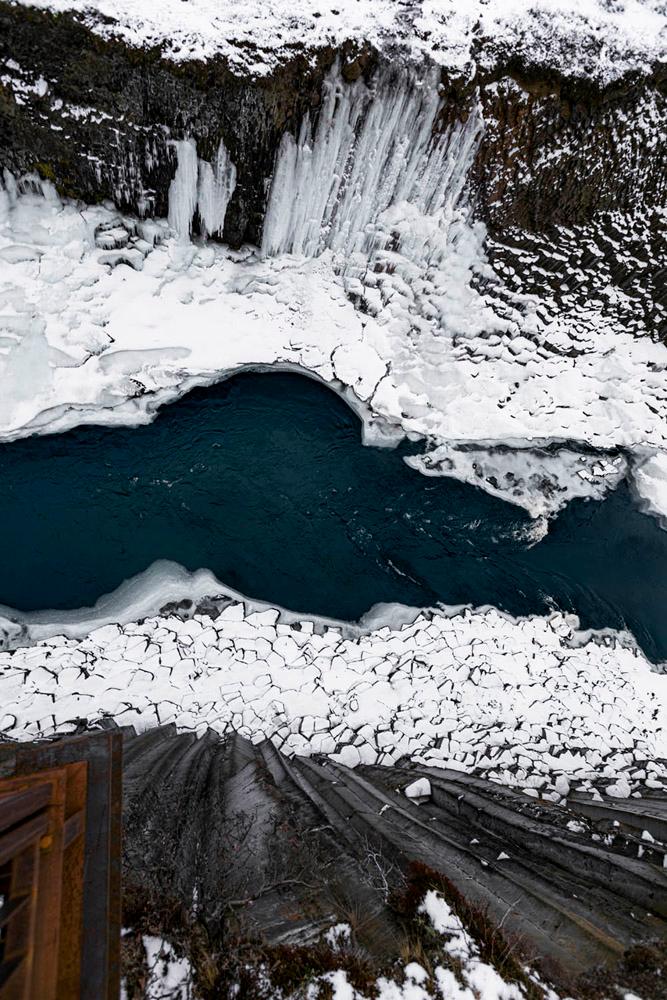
(261, 63), (483, 265)
(167, 139), (198, 240)
(197, 140), (237, 238)
(168, 137), (237, 241)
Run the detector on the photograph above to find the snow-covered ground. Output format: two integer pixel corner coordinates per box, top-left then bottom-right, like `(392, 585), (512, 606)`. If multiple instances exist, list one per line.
(138, 937), (194, 1000)
(17, 0), (667, 84)
(2, 599), (666, 800)
(1, 20), (666, 809)
(123, 893), (557, 1000)
(1, 169), (666, 520)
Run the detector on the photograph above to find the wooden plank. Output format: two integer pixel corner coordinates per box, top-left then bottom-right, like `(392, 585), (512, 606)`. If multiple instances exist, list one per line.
(57, 764), (87, 1000)
(0, 787), (52, 832)
(32, 774), (67, 1000)
(2, 841), (40, 998)
(106, 733), (123, 1000)
(63, 810), (84, 850)
(0, 956), (27, 1000)
(0, 747), (18, 781)
(6, 732), (122, 1000)
(0, 896), (29, 931)
(0, 814), (49, 866)
(0, 770), (70, 1000)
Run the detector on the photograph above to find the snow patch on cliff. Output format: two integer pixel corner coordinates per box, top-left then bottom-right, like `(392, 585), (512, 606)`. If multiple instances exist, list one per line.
(16, 0), (667, 84)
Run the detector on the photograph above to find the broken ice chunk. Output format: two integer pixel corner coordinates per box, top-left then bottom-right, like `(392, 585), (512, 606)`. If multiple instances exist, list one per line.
(404, 777), (431, 801)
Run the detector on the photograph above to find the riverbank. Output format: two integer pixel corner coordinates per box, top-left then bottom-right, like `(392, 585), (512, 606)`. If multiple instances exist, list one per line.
(2, 597), (666, 803)
(1, 178), (666, 521)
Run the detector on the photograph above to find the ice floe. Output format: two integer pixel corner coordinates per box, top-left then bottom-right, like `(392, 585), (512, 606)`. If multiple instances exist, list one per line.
(1, 595), (665, 802)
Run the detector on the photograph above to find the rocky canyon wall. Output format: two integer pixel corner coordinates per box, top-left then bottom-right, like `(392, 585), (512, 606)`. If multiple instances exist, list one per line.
(0, 2), (665, 248)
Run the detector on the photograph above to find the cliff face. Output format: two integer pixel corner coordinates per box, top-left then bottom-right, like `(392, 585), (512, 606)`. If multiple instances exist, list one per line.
(1, 2), (665, 248)
(0, 3), (346, 244)
(477, 75), (667, 233)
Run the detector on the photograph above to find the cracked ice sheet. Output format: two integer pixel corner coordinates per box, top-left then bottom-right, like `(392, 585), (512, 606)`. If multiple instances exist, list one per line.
(1, 599), (666, 802)
(17, 0), (667, 85)
(1, 187), (667, 520)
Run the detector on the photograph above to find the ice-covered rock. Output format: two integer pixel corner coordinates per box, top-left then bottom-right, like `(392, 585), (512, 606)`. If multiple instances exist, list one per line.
(1, 595), (665, 800)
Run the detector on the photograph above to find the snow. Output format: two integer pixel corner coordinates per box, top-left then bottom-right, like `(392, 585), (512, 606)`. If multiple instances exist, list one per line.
(633, 452), (667, 526)
(2, 597), (666, 802)
(2, 12), (665, 994)
(15, 0), (667, 85)
(1, 157), (665, 519)
(326, 923), (352, 948)
(142, 937), (194, 1000)
(1, 28), (666, 833)
(311, 891), (546, 998)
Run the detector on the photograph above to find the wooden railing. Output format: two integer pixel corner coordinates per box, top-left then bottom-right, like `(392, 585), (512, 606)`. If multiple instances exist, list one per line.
(0, 730), (122, 1000)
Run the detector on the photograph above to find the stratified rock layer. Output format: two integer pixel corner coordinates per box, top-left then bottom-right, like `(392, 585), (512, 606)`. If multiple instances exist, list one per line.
(115, 725), (667, 988)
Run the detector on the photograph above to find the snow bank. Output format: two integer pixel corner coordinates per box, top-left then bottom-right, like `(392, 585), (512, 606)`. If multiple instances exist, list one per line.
(16, 0), (667, 84)
(633, 452), (667, 527)
(0, 559), (416, 647)
(2, 596), (666, 801)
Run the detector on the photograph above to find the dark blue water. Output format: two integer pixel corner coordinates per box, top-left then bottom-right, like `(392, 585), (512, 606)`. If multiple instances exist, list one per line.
(1, 372), (665, 660)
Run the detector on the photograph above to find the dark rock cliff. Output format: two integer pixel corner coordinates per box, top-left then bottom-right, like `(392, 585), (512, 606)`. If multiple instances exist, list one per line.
(116, 724), (667, 997)
(0, 2), (665, 247)
(0, 2), (344, 244)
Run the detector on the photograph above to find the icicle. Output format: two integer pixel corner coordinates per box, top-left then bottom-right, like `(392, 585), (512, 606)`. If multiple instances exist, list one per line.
(197, 139), (237, 239)
(168, 137), (237, 242)
(168, 139), (199, 242)
(261, 62), (484, 265)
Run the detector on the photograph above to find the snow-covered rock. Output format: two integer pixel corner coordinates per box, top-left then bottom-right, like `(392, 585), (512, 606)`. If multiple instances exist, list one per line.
(1, 599), (665, 800)
(15, 0), (667, 84)
(404, 777), (432, 801)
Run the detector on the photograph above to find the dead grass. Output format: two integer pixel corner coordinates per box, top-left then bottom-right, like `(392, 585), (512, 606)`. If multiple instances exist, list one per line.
(121, 863), (667, 1000)
(389, 861), (539, 996)
(576, 940), (667, 1000)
